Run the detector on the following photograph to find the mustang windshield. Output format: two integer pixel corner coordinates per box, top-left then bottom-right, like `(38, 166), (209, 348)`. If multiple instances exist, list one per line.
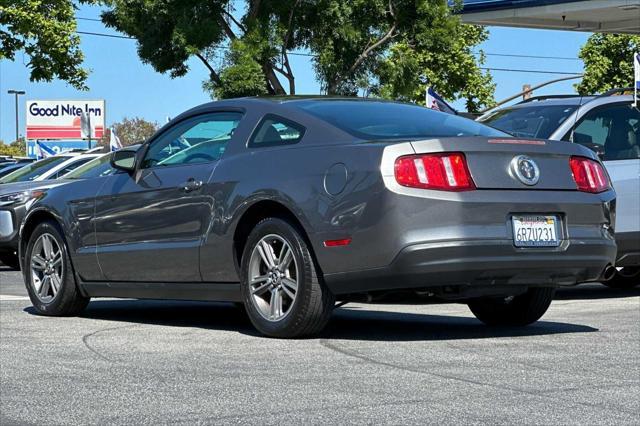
(297, 100), (508, 140)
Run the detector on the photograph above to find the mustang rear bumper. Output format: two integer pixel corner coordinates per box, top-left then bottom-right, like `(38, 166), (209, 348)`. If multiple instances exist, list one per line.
(323, 237), (616, 295)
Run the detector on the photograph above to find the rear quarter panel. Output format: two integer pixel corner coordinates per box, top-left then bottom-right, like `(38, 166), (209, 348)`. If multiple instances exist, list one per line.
(199, 141), (389, 281)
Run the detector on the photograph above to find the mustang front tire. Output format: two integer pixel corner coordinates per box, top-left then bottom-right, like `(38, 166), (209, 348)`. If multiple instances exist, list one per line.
(23, 221), (90, 316)
(240, 218), (334, 338)
(468, 287), (555, 326)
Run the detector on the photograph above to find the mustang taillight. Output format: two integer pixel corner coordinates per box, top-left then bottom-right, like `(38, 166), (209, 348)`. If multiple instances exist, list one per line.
(394, 153), (476, 191)
(569, 156), (610, 193)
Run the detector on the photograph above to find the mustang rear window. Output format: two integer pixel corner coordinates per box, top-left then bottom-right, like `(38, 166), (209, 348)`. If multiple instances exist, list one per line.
(296, 100), (507, 140)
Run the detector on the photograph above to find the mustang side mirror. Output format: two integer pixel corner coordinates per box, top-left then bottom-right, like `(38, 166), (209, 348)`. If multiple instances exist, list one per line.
(111, 148), (137, 172)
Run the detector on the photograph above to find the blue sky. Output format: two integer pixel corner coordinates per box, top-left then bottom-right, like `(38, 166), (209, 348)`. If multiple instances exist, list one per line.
(0, 3), (589, 143)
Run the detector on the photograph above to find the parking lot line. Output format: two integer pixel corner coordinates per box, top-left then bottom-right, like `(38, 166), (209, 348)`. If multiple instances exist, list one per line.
(0, 295), (30, 301)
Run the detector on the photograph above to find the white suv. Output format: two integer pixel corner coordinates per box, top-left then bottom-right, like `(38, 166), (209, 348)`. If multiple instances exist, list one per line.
(479, 91), (639, 288)
(0, 150), (102, 184)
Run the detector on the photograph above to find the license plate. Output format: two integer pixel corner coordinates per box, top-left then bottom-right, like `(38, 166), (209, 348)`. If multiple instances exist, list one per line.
(512, 215), (560, 247)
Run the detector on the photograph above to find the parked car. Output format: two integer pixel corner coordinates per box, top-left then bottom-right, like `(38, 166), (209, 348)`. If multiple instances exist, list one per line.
(0, 156), (34, 167)
(0, 163), (28, 179)
(0, 151), (101, 185)
(478, 90), (639, 288)
(0, 152), (110, 269)
(17, 98), (616, 337)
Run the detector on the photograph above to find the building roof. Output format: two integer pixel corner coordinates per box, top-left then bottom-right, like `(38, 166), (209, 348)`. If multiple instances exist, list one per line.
(455, 0), (640, 34)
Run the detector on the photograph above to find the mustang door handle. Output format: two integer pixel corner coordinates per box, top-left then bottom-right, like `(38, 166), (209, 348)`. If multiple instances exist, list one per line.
(182, 178), (203, 193)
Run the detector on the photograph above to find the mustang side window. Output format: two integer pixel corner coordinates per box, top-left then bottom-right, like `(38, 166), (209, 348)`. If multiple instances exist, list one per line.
(249, 115), (305, 147)
(142, 112), (243, 168)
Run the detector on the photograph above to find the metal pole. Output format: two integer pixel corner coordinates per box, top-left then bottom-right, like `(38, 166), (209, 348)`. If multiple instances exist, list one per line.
(635, 53), (638, 109)
(478, 75), (583, 115)
(87, 113), (92, 149)
(7, 90), (25, 142)
(13, 93), (18, 141)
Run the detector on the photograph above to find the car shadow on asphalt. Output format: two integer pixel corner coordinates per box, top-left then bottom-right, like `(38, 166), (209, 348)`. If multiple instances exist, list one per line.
(24, 298), (597, 341)
(322, 307), (598, 341)
(555, 284), (640, 300)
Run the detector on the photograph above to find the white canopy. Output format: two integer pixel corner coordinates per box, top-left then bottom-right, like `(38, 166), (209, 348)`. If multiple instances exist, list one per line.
(459, 0), (640, 34)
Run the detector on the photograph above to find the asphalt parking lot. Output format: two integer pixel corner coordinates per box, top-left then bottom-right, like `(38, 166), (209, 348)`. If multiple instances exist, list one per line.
(0, 265), (638, 425)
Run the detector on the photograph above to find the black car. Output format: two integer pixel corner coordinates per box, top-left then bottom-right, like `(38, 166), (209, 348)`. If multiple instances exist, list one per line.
(16, 98), (615, 337)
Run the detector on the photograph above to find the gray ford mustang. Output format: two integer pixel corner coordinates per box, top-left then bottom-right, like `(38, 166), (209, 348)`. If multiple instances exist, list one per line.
(17, 98), (616, 337)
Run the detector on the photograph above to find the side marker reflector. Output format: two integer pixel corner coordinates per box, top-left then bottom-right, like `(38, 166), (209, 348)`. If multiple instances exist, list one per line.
(324, 238), (352, 247)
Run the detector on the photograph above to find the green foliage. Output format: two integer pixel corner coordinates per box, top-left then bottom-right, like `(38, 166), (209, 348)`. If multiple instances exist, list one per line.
(203, 39), (269, 99)
(0, 139), (27, 157)
(376, 20), (495, 112)
(111, 117), (159, 146)
(306, 0), (494, 110)
(577, 34), (640, 95)
(98, 0), (494, 110)
(0, 1), (88, 89)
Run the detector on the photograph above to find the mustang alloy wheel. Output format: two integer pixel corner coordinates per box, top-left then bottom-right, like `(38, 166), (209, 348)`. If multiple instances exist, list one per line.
(248, 234), (299, 321)
(24, 221), (89, 316)
(241, 218), (334, 338)
(30, 234), (64, 303)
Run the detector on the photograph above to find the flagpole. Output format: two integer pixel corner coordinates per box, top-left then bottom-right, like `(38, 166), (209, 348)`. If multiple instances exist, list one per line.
(634, 52), (638, 109)
(87, 113), (92, 149)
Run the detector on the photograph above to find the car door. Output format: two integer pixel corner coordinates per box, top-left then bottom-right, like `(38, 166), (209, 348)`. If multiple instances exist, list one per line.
(94, 111), (244, 282)
(564, 103), (640, 237)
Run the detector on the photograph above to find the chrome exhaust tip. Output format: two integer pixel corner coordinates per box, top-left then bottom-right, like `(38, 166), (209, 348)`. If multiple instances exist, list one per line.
(600, 264), (617, 282)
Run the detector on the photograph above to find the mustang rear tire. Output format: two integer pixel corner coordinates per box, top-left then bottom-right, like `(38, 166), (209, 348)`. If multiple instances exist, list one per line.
(240, 218), (334, 338)
(23, 221), (89, 316)
(602, 267), (639, 289)
(468, 287), (555, 326)
(0, 253), (20, 270)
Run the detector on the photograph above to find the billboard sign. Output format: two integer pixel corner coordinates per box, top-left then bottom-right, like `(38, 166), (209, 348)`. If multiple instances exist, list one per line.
(26, 100), (105, 140)
(26, 140), (98, 159)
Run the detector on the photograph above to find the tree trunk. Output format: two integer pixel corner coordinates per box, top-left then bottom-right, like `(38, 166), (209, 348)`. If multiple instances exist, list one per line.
(263, 63), (287, 95)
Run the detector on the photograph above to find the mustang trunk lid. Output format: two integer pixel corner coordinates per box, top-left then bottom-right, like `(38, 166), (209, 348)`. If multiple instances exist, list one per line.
(410, 136), (595, 190)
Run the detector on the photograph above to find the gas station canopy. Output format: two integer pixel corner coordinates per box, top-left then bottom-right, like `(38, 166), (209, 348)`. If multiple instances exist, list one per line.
(457, 0), (640, 34)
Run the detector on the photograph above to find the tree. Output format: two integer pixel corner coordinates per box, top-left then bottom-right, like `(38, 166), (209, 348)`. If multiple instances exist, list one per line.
(307, 1), (494, 111)
(0, 1), (88, 89)
(577, 34), (640, 95)
(99, 0), (296, 98)
(111, 117), (159, 146)
(0, 139), (27, 157)
(98, 0), (494, 110)
(374, 25), (495, 112)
